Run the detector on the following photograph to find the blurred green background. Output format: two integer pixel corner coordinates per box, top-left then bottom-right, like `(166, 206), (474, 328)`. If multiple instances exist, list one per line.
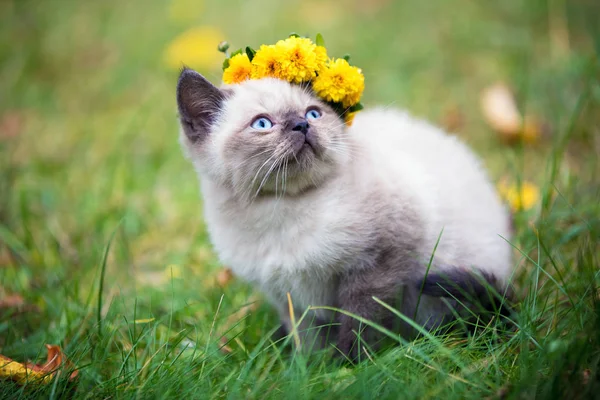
(0, 0), (599, 398)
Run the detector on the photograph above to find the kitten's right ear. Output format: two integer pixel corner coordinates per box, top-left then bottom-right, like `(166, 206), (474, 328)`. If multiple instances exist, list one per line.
(176, 68), (225, 142)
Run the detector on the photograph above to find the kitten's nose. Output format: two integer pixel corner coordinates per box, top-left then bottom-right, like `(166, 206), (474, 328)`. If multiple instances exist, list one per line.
(291, 119), (309, 135)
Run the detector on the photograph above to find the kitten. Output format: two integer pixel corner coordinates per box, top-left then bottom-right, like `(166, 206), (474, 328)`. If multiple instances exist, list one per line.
(176, 68), (514, 360)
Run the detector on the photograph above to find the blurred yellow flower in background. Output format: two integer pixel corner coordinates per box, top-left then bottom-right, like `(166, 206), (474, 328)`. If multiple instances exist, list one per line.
(223, 53), (252, 84)
(168, 0), (203, 24)
(164, 264), (182, 280)
(497, 180), (540, 211)
(163, 26), (224, 71)
(312, 58), (365, 108)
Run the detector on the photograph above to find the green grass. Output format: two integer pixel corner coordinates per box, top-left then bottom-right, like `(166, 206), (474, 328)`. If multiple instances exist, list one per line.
(1, 0), (599, 398)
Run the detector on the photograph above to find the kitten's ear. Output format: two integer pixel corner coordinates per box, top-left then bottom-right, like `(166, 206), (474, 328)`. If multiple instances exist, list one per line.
(176, 68), (225, 142)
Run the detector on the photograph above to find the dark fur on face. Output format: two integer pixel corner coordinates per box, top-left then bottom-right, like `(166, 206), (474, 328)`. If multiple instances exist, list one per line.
(177, 68), (226, 143)
(176, 70), (349, 198)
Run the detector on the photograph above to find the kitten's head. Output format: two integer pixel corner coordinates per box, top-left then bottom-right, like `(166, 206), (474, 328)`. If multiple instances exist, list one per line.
(176, 68), (350, 199)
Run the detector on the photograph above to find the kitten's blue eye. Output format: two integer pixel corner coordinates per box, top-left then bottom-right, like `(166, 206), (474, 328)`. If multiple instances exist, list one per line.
(305, 109), (321, 120)
(251, 117), (273, 130)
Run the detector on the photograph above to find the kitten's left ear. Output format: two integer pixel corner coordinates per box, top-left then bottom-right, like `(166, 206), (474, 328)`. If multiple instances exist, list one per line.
(176, 68), (225, 142)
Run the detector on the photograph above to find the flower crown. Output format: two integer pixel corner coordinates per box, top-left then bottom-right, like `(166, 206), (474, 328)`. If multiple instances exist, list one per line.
(218, 33), (364, 126)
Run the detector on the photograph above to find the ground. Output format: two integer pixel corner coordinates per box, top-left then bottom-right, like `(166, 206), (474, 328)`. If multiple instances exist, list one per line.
(0, 0), (599, 398)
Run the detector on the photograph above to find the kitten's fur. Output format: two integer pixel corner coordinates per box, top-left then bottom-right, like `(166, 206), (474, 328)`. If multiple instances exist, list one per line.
(176, 68), (513, 360)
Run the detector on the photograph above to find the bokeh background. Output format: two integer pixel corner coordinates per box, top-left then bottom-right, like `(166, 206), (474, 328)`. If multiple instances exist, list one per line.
(1, 0), (599, 397)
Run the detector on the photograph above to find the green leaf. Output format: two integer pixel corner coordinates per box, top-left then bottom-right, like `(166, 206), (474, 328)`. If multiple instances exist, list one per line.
(315, 33), (325, 47)
(288, 32), (301, 38)
(343, 54), (351, 63)
(245, 46), (256, 62)
(222, 58), (230, 71)
(349, 102), (364, 112)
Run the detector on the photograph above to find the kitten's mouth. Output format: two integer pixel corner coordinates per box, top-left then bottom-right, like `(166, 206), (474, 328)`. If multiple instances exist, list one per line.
(291, 132), (319, 158)
(296, 142), (314, 156)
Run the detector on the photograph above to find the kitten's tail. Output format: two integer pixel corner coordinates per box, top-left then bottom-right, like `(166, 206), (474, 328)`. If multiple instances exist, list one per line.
(415, 268), (515, 319)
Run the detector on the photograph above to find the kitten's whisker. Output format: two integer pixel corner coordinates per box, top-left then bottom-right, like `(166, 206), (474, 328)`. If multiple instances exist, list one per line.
(235, 149), (273, 171)
(248, 151), (281, 200)
(251, 152), (279, 187)
(254, 150), (287, 199)
(283, 157), (289, 197)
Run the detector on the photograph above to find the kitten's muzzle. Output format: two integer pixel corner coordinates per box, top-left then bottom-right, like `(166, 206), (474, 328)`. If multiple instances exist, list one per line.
(289, 118), (309, 135)
(286, 117), (320, 157)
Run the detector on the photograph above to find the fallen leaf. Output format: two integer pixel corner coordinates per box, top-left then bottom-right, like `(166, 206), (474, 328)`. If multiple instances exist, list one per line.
(0, 344), (79, 385)
(216, 268), (234, 287)
(480, 83), (543, 144)
(0, 294), (25, 308)
(0, 110), (25, 140)
(218, 337), (233, 354)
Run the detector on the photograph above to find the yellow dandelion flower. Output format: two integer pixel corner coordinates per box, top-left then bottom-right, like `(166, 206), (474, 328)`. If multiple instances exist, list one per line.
(251, 44), (284, 79)
(163, 26), (224, 70)
(497, 180), (540, 211)
(274, 37), (324, 83)
(345, 112), (357, 126)
(312, 58), (364, 108)
(164, 264), (182, 279)
(315, 45), (328, 72)
(223, 53), (252, 84)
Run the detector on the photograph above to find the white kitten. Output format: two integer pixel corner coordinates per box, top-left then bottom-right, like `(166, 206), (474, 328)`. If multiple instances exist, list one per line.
(176, 69), (513, 359)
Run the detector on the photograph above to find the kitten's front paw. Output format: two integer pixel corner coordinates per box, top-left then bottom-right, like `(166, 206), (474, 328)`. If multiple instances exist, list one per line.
(336, 317), (362, 364)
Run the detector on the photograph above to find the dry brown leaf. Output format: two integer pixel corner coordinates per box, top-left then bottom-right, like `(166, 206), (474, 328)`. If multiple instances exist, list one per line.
(216, 268), (234, 287)
(218, 337), (233, 354)
(0, 110), (25, 140)
(0, 294), (25, 309)
(480, 83), (543, 144)
(0, 344), (79, 385)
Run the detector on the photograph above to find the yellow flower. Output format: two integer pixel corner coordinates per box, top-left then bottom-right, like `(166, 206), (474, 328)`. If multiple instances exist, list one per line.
(344, 112), (356, 126)
(497, 180), (540, 211)
(315, 45), (328, 72)
(251, 44), (284, 79)
(223, 53), (252, 84)
(163, 26), (224, 70)
(164, 264), (182, 279)
(274, 37), (325, 83)
(312, 58), (364, 108)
